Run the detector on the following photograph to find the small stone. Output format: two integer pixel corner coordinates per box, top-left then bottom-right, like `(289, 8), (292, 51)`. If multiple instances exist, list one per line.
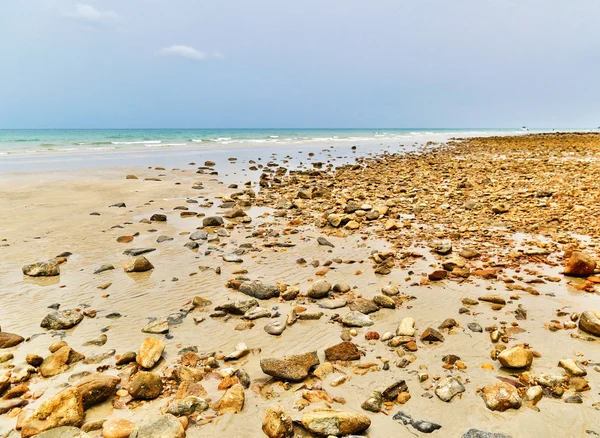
(135, 414), (185, 438)
(481, 382), (522, 411)
(435, 376), (465, 402)
(264, 320), (286, 336)
(361, 391), (383, 412)
(341, 311), (373, 327)
(307, 280), (332, 299)
(301, 409), (371, 436)
(260, 351), (320, 382)
(137, 337), (165, 369)
(324, 342), (361, 361)
(101, 418), (137, 438)
(262, 403), (294, 438)
(420, 327), (444, 343)
(124, 256), (154, 273)
(497, 346), (533, 369)
(40, 310), (83, 330)
(396, 317), (416, 336)
(142, 318), (169, 334)
(0, 332), (24, 348)
(128, 371), (163, 400)
(558, 358), (587, 376)
(211, 383), (245, 414)
(22, 260), (60, 277)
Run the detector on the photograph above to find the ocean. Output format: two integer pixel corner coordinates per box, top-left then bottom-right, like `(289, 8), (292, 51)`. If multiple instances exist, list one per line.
(0, 128), (545, 157)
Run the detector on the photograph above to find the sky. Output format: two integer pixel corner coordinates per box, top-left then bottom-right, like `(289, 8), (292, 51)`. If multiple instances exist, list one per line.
(1, 0), (600, 129)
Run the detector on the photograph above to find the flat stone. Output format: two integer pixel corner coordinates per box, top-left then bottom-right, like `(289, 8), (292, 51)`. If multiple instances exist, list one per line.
(133, 414), (185, 438)
(128, 371), (163, 400)
(137, 337), (165, 369)
(462, 429), (511, 438)
(324, 342), (361, 361)
(239, 281), (280, 300)
(341, 311), (373, 327)
(481, 382), (522, 411)
(41, 310), (83, 330)
(260, 351), (320, 382)
(435, 376), (466, 402)
(22, 260), (60, 277)
(123, 248), (156, 256)
(215, 299), (258, 315)
(94, 264), (114, 274)
(20, 387), (84, 438)
(0, 332), (24, 348)
(142, 318), (169, 334)
(301, 409), (371, 436)
(318, 299), (347, 309)
(223, 253), (243, 263)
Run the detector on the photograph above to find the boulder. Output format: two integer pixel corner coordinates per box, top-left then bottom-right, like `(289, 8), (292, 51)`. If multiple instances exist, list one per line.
(137, 337), (165, 369)
(260, 351), (320, 382)
(497, 346), (533, 369)
(301, 409), (371, 436)
(564, 251), (595, 277)
(22, 260), (60, 277)
(75, 374), (120, 409)
(481, 382), (522, 411)
(579, 310), (600, 336)
(40, 310), (83, 330)
(124, 256), (154, 273)
(262, 403), (294, 438)
(21, 387), (84, 438)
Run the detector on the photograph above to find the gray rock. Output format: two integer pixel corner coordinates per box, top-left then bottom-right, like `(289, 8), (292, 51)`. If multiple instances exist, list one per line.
(22, 260), (60, 277)
(156, 235), (173, 243)
(123, 248), (156, 256)
(215, 299), (258, 315)
(142, 318), (169, 334)
(223, 253), (243, 263)
(264, 320), (286, 336)
(239, 281), (280, 300)
(318, 299), (347, 309)
(462, 430), (511, 438)
(467, 322), (483, 333)
(189, 230), (208, 241)
(341, 311), (373, 327)
(131, 414), (185, 438)
(40, 310), (83, 330)
(203, 216), (224, 227)
(94, 264), (114, 274)
(317, 237), (334, 247)
(307, 280), (331, 298)
(244, 307), (271, 320)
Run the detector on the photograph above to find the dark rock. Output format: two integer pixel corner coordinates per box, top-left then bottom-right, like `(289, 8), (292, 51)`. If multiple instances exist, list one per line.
(324, 342), (360, 361)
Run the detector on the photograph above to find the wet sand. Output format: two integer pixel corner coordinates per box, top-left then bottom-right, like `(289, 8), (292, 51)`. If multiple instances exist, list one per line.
(0, 134), (599, 437)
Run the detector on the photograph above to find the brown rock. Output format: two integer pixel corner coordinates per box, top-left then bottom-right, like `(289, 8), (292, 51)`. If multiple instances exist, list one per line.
(420, 327), (445, 343)
(324, 342), (361, 361)
(211, 383), (245, 414)
(20, 387), (84, 438)
(262, 403), (294, 438)
(124, 256), (154, 273)
(564, 251), (595, 277)
(481, 382), (522, 411)
(137, 337), (165, 369)
(301, 409), (371, 436)
(128, 371), (163, 400)
(260, 351), (320, 382)
(0, 332), (24, 349)
(75, 374), (120, 409)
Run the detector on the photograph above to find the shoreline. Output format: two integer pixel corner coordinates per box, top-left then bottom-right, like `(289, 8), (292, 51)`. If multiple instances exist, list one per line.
(0, 133), (599, 437)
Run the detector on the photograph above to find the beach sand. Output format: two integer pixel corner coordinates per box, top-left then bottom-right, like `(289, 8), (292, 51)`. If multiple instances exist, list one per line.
(0, 134), (599, 437)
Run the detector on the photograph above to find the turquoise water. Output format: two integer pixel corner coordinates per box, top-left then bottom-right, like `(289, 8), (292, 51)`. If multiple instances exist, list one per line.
(0, 128), (537, 156)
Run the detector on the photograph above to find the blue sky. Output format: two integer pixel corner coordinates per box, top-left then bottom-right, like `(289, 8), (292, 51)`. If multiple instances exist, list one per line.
(1, 0), (599, 128)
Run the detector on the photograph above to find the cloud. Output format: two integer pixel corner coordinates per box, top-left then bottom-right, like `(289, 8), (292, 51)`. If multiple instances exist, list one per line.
(65, 4), (122, 26)
(158, 45), (207, 61)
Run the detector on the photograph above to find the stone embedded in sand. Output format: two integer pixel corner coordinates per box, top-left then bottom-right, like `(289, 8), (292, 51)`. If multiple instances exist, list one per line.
(123, 248), (156, 256)
(223, 253), (243, 263)
(225, 342), (250, 361)
(124, 256), (154, 273)
(428, 270), (447, 281)
(396, 317), (415, 336)
(481, 382), (522, 411)
(435, 376), (465, 402)
(307, 280), (332, 298)
(150, 213), (167, 221)
(215, 299), (258, 315)
(341, 311), (373, 327)
(33, 427), (90, 438)
(244, 307), (271, 320)
(22, 260), (60, 277)
(102, 418), (137, 438)
(135, 414), (185, 438)
(491, 203), (509, 214)
(579, 310), (600, 336)
(478, 295), (506, 305)
(0, 332), (24, 348)
(462, 430), (511, 438)
(41, 310), (83, 330)
(20, 387), (84, 438)
(301, 409), (371, 436)
(189, 230), (208, 241)
(211, 383), (245, 414)
(137, 337), (165, 369)
(262, 403), (294, 438)
(260, 351), (320, 382)
(317, 236), (334, 247)
(166, 396), (209, 416)
(203, 216), (224, 227)
(318, 299), (347, 309)
(264, 320), (286, 336)
(94, 264), (114, 274)
(75, 373), (120, 409)
(564, 251), (595, 277)
(239, 281), (280, 300)
(40, 346), (84, 377)
(128, 371), (163, 400)
(324, 342), (360, 361)
(142, 318), (169, 334)
(497, 346), (533, 369)
(327, 214), (342, 227)
(382, 380), (408, 401)
(373, 295), (395, 308)
(361, 391), (383, 412)
(420, 327), (444, 343)
(558, 358), (587, 376)
(459, 247), (480, 259)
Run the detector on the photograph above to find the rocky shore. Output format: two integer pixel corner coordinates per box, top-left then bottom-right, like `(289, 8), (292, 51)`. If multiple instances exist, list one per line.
(0, 133), (599, 437)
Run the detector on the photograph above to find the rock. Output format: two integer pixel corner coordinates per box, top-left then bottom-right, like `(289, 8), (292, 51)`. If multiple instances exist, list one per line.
(349, 298), (378, 314)
(239, 281), (280, 300)
(0, 398), (28, 414)
(75, 374), (120, 409)
(558, 358), (587, 376)
(133, 414), (185, 438)
(393, 411), (441, 434)
(434, 244), (452, 255)
(396, 317), (415, 336)
(40, 310), (83, 330)
(225, 342), (250, 361)
(123, 248), (156, 256)
(459, 247), (480, 259)
(318, 299), (347, 309)
(137, 337), (165, 369)
(462, 430), (511, 438)
(564, 251), (595, 277)
(128, 371), (163, 400)
(244, 307), (271, 320)
(382, 380), (408, 401)
(0, 332), (24, 348)
(22, 260), (60, 277)
(497, 346), (533, 369)
(324, 342), (360, 361)
(327, 214), (343, 227)
(435, 376), (465, 402)
(264, 320), (286, 336)
(142, 318), (169, 334)
(341, 311), (373, 327)
(478, 295), (506, 305)
(307, 280), (331, 298)
(467, 322), (483, 333)
(222, 252), (242, 263)
(215, 299), (258, 315)
(203, 216), (224, 227)
(124, 256), (154, 273)
(523, 386), (543, 405)
(373, 295), (395, 308)
(150, 214), (167, 222)
(317, 236), (334, 247)
(166, 396), (209, 416)
(333, 283), (351, 293)
(34, 427), (90, 438)
(428, 270), (447, 281)
(260, 351), (320, 382)
(262, 403), (294, 438)
(579, 310), (600, 336)
(491, 203), (509, 214)
(361, 391), (383, 412)
(20, 387), (84, 438)
(189, 230), (208, 241)
(102, 419), (137, 438)
(420, 327), (444, 343)
(94, 264), (114, 274)
(301, 409), (371, 436)
(157, 235), (173, 243)
(211, 383), (245, 414)
(481, 382), (522, 411)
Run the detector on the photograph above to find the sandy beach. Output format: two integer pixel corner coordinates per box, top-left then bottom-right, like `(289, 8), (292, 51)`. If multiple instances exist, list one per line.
(0, 134), (599, 438)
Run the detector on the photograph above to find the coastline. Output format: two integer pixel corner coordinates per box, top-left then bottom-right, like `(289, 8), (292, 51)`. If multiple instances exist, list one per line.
(0, 133), (599, 437)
